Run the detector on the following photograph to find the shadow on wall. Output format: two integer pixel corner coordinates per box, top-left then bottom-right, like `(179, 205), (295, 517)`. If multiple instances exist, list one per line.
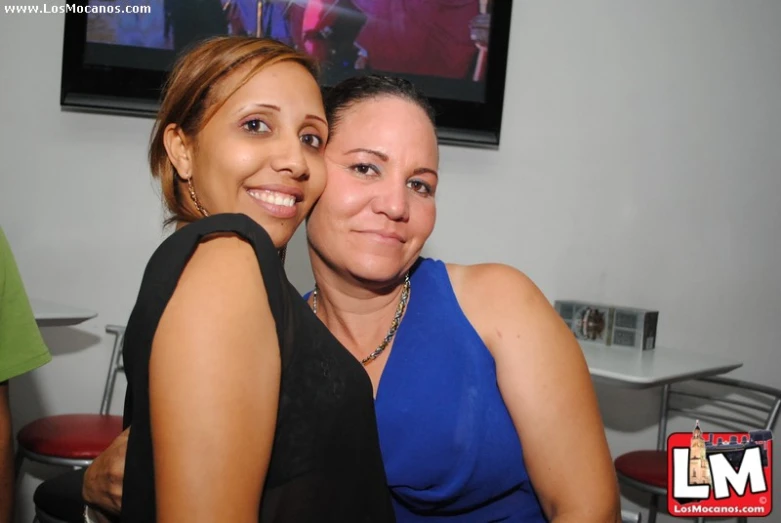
(9, 326), (102, 450)
(41, 327), (102, 358)
(595, 381), (662, 434)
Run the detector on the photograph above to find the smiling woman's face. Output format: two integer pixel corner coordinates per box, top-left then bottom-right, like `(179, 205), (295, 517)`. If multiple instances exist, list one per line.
(166, 60), (328, 248)
(306, 95), (439, 284)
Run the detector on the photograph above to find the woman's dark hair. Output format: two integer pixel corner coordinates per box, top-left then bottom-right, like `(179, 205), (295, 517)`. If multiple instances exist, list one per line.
(323, 74), (436, 137)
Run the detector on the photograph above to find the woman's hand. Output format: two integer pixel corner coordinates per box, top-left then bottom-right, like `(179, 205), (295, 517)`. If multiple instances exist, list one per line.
(82, 428), (129, 516)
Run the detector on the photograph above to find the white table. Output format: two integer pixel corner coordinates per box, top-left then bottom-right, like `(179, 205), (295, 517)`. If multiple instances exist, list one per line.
(583, 342), (744, 523)
(31, 299), (97, 327)
(580, 341), (743, 389)
(581, 340), (744, 455)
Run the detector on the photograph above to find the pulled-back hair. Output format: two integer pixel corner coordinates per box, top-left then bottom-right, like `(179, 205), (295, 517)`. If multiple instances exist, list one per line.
(149, 36), (318, 225)
(323, 74), (436, 138)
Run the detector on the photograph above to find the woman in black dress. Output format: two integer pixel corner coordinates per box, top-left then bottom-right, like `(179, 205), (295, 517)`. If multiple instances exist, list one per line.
(117, 36), (394, 523)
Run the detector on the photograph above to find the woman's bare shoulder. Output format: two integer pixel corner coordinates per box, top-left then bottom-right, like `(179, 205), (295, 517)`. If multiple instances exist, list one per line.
(162, 234), (271, 338)
(446, 262), (544, 307)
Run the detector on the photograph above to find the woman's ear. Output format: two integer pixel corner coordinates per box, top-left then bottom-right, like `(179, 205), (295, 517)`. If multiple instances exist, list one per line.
(163, 123), (193, 180)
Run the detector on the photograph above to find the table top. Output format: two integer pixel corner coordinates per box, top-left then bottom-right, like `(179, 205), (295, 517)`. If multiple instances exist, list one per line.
(580, 341), (743, 389)
(31, 299), (97, 327)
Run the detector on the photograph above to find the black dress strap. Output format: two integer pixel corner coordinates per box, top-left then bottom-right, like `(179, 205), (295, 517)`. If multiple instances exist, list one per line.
(140, 213), (286, 334)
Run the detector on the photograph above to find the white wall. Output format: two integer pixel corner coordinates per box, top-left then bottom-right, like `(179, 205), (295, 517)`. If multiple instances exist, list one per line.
(1, 1), (779, 521)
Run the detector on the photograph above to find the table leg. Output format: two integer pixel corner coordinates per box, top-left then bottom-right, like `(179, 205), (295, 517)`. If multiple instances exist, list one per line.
(656, 384), (670, 450)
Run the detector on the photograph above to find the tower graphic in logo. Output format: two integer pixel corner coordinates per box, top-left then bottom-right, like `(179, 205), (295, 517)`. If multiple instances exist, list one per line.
(688, 420), (712, 487)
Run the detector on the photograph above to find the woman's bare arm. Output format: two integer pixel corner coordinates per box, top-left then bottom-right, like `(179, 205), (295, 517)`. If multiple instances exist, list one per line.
(150, 236), (281, 523)
(452, 263), (620, 523)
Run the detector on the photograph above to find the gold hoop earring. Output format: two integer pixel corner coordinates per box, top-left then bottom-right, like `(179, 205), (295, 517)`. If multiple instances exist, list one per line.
(278, 245), (287, 266)
(187, 178), (209, 217)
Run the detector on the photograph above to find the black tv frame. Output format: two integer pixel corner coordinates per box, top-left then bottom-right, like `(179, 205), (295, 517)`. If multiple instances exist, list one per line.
(61, 1), (513, 149)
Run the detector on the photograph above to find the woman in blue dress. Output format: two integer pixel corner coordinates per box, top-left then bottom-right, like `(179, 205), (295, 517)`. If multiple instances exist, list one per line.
(82, 74), (620, 522)
(301, 74), (620, 522)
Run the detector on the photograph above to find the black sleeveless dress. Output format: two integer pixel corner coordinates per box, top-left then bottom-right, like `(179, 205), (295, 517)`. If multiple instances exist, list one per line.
(119, 214), (395, 522)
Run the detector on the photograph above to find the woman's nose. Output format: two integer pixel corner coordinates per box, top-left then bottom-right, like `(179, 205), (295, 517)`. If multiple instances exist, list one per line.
(270, 135), (309, 181)
(371, 180), (409, 221)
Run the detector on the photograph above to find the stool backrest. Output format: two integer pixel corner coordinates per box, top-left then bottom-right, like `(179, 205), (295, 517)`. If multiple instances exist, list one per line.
(658, 376), (781, 450)
(100, 324), (126, 415)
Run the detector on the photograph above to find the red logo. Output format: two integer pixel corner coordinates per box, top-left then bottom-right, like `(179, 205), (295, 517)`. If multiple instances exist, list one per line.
(667, 421), (772, 518)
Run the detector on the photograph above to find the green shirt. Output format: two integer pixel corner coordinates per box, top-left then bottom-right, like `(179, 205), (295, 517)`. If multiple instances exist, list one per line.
(0, 227), (51, 382)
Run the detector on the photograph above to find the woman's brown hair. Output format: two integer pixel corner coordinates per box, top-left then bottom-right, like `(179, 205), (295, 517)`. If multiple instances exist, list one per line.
(149, 36), (319, 225)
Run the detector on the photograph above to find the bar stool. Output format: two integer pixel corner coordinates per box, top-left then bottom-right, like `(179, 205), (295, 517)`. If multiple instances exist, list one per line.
(15, 325), (126, 476)
(32, 468), (86, 523)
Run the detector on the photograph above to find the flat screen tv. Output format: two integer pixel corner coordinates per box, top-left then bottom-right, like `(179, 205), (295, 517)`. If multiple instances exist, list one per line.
(61, 0), (513, 148)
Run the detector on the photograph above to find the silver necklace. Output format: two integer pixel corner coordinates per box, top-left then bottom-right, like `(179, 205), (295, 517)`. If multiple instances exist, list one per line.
(311, 273), (411, 366)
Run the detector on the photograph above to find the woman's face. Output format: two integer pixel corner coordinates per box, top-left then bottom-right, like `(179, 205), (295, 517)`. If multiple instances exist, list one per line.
(167, 61), (328, 247)
(307, 96), (438, 284)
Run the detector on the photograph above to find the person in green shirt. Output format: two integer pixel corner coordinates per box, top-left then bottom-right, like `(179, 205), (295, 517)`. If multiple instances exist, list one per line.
(0, 227), (52, 523)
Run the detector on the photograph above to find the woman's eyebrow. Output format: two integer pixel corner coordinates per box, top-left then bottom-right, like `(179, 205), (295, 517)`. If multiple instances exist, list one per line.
(234, 103), (326, 125)
(306, 114), (327, 125)
(235, 102), (280, 115)
(344, 148), (388, 161)
(414, 167), (438, 177)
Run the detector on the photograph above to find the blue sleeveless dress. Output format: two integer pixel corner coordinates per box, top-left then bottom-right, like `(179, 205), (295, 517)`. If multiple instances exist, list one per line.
(312, 257), (548, 522)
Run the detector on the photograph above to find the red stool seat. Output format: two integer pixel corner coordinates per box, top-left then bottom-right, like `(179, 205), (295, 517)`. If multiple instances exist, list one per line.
(17, 414), (124, 459)
(614, 450), (668, 489)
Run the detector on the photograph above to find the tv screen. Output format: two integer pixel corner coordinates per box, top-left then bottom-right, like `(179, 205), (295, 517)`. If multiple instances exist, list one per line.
(62, 0), (513, 148)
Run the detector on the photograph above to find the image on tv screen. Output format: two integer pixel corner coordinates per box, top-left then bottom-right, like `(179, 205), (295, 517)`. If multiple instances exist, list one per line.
(83, 0), (494, 103)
